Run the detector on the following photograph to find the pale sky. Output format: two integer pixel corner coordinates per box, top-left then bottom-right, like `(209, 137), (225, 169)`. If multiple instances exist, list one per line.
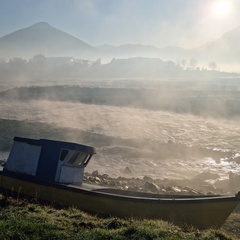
(0, 0), (240, 48)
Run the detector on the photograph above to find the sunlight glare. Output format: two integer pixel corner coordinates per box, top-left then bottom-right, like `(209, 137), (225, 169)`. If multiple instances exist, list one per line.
(213, 1), (231, 17)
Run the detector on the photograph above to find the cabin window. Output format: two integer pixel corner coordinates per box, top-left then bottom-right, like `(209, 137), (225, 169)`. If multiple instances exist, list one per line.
(68, 151), (91, 166)
(82, 154), (91, 166)
(68, 151), (79, 164)
(60, 149), (69, 161)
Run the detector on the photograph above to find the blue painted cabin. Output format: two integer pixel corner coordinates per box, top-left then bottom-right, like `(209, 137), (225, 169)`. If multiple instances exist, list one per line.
(4, 137), (96, 185)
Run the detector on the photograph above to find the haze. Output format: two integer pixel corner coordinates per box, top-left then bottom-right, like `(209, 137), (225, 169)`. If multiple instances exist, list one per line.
(0, 0), (240, 195)
(1, 0), (240, 48)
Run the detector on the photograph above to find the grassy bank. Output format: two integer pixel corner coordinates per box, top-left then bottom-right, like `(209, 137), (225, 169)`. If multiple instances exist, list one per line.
(0, 195), (239, 240)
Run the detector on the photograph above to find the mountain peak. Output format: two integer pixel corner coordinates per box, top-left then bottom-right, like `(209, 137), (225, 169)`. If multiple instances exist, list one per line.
(0, 22), (96, 59)
(30, 22), (52, 29)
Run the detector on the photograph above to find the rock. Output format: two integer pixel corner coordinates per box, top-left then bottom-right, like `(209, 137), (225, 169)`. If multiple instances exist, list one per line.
(143, 176), (153, 182)
(122, 186), (129, 190)
(109, 181), (118, 187)
(142, 181), (159, 193)
(171, 186), (182, 193)
(102, 180), (109, 186)
(94, 177), (101, 184)
(159, 188), (167, 193)
(83, 171), (218, 195)
(92, 170), (99, 177)
(181, 186), (201, 195)
(117, 176), (127, 181)
(186, 189), (201, 195)
(102, 174), (109, 178)
(165, 186), (177, 193)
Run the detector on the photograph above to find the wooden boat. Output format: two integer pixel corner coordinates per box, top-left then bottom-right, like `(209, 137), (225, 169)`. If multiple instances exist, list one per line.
(0, 137), (239, 229)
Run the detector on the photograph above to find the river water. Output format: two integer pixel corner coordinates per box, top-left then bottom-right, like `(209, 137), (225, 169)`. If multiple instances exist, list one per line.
(1, 99), (240, 184)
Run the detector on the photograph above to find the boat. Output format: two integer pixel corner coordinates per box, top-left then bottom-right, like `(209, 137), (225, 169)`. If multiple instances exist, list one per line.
(0, 136), (239, 229)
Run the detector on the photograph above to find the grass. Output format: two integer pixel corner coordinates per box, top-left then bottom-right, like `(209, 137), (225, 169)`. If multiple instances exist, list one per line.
(0, 195), (239, 240)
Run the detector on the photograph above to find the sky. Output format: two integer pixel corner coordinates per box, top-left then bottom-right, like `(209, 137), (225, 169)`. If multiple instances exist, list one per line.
(0, 0), (240, 49)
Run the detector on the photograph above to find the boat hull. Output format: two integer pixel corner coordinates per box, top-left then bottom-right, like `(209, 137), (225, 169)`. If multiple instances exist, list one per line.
(0, 173), (239, 229)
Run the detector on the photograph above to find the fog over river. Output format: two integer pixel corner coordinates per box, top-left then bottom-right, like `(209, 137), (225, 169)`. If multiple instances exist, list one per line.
(1, 99), (240, 185)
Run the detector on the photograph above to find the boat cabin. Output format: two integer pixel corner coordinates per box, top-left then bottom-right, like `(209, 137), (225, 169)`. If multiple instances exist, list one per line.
(4, 137), (96, 185)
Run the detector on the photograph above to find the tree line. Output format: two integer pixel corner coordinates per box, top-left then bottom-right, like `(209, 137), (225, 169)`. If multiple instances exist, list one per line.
(0, 54), (238, 80)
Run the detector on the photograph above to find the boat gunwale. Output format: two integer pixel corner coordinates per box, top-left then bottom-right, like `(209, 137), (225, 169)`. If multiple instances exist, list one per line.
(1, 170), (239, 205)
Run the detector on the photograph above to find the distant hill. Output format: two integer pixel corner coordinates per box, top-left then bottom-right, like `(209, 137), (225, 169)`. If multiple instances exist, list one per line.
(197, 26), (240, 63)
(0, 22), (98, 59)
(0, 22), (239, 69)
(96, 27), (240, 66)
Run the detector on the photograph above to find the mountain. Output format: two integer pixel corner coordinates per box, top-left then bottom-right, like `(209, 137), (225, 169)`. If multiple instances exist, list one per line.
(197, 26), (240, 63)
(97, 27), (240, 67)
(0, 22), (98, 59)
(0, 22), (239, 69)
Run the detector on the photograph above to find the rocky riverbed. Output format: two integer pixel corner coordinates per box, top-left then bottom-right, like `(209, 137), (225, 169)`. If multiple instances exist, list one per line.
(84, 169), (240, 195)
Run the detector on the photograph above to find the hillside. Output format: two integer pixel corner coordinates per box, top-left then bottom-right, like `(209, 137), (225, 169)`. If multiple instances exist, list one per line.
(0, 22), (97, 59)
(97, 26), (240, 65)
(197, 26), (240, 63)
(0, 22), (239, 70)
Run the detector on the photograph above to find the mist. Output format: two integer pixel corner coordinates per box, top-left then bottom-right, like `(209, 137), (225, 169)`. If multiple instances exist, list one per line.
(1, 76), (240, 198)
(1, 60), (240, 194)
(0, 1), (240, 196)
(1, 21), (240, 73)
(1, 96), (240, 149)
(0, 95), (240, 189)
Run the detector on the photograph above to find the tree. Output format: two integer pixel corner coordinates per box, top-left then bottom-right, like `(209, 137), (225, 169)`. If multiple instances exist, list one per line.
(92, 58), (101, 68)
(30, 54), (47, 65)
(208, 61), (217, 70)
(9, 57), (27, 71)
